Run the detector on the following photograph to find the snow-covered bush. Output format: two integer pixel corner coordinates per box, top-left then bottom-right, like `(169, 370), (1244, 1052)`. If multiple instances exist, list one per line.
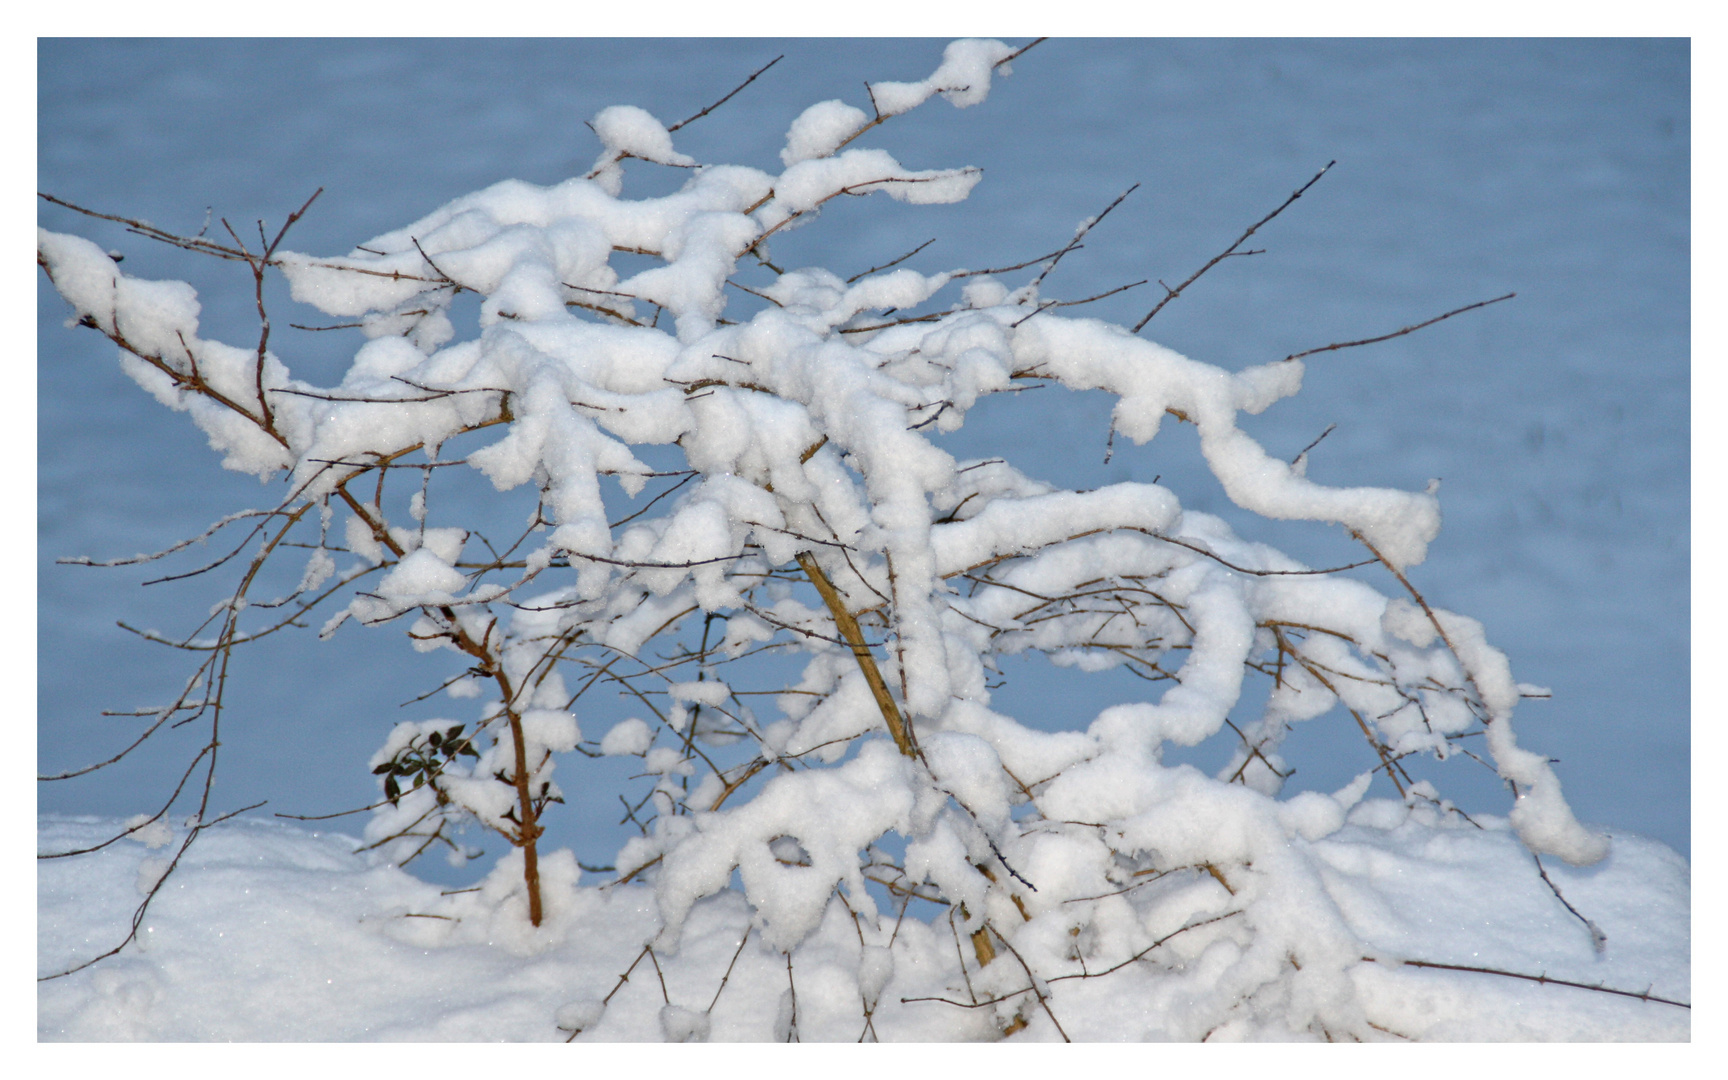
(41, 39), (1660, 1040)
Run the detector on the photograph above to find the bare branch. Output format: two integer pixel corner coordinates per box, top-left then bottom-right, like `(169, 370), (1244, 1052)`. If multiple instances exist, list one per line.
(1134, 161), (1334, 332)
(845, 238), (936, 284)
(668, 55), (783, 132)
(1284, 293), (1515, 362)
(1376, 957), (1687, 1009)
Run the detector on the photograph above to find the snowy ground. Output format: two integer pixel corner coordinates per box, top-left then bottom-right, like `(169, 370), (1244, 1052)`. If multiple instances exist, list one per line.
(37, 37), (1690, 1041)
(37, 813), (1689, 1041)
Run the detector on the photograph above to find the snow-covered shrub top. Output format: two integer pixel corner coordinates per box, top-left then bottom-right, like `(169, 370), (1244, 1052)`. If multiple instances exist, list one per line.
(39, 39), (1620, 1040)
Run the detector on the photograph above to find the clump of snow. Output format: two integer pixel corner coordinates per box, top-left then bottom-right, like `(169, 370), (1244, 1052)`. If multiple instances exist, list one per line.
(601, 717), (653, 756)
(554, 998), (605, 1035)
(592, 106), (692, 168)
(658, 1004), (711, 1042)
(781, 100), (870, 166)
(121, 814), (174, 850)
(868, 39), (1018, 116)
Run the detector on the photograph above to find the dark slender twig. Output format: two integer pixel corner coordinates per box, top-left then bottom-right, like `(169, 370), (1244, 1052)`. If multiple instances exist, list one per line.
(1151, 534), (1376, 578)
(274, 794), (397, 821)
(562, 550), (745, 571)
(831, 38), (1045, 159)
(782, 951), (800, 1042)
(1010, 300), (1059, 328)
(987, 925), (1070, 1041)
(1283, 293), (1515, 362)
(669, 55), (783, 132)
(706, 926), (753, 1012)
(1532, 852), (1607, 952)
(608, 472), (699, 530)
(1134, 162), (1334, 332)
(1032, 183), (1140, 288)
(646, 946), (671, 1004)
(726, 279), (782, 306)
(1292, 423), (1337, 465)
(1047, 910), (1243, 983)
(1378, 957), (1687, 1009)
(56, 507), (277, 568)
(411, 236), (461, 291)
(846, 238), (936, 284)
(40, 192), (446, 286)
(38, 800), (266, 981)
(951, 242), (1080, 281)
(1051, 278), (1148, 309)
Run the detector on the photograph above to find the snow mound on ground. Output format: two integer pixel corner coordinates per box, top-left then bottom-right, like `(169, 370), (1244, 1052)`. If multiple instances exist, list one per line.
(38, 814), (1687, 1041)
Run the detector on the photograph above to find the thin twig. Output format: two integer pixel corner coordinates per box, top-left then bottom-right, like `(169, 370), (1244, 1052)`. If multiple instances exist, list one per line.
(846, 238), (936, 284)
(1284, 294), (1515, 362)
(1376, 957), (1687, 1009)
(987, 924), (1069, 1041)
(1133, 162), (1334, 332)
(1292, 423), (1337, 465)
(707, 926), (753, 1012)
(1532, 852), (1607, 952)
(669, 55), (783, 132)
(1032, 183), (1140, 288)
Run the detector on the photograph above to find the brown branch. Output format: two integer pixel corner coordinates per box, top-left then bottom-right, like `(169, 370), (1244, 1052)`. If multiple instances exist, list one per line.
(334, 486), (546, 925)
(797, 552), (915, 757)
(247, 188), (321, 440)
(561, 549), (746, 571)
(567, 298), (648, 326)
